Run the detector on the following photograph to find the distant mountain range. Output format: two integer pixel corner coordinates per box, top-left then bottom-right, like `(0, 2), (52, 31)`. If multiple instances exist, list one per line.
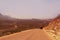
(0, 13), (16, 21)
(0, 13), (54, 37)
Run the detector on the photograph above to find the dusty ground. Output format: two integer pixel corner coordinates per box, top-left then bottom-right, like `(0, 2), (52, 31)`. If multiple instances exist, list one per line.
(0, 29), (52, 40)
(43, 28), (60, 40)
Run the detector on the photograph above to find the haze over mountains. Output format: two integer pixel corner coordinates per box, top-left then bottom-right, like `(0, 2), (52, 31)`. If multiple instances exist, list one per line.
(0, 13), (52, 37)
(0, 13), (17, 21)
(0, 13), (60, 37)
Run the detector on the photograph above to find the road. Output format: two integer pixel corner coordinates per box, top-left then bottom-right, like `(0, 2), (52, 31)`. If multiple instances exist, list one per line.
(0, 29), (52, 40)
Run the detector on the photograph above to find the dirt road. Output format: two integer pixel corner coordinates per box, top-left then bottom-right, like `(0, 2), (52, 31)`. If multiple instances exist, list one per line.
(0, 29), (52, 40)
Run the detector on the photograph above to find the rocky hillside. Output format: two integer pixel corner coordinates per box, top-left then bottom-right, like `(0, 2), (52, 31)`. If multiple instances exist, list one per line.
(44, 15), (60, 30)
(43, 15), (60, 40)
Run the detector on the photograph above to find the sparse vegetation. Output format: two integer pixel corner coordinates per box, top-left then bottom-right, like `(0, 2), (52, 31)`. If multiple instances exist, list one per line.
(0, 13), (51, 37)
(0, 19), (50, 37)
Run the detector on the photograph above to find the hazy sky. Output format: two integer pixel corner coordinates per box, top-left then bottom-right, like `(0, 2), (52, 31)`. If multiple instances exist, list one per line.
(0, 0), (60, 19)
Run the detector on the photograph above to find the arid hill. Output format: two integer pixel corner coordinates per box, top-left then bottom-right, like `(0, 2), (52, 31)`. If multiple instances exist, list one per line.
(0, 13), (51, 37)
(44, 15), (60, 30)
(43, 15), (60, 40)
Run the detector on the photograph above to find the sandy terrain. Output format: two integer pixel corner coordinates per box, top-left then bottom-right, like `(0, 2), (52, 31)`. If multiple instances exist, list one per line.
(0, 29), (52, 40)
(43, 28), (60, 40)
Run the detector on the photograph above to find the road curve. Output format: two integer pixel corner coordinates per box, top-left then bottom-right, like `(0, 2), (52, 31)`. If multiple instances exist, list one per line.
(0, 29), (52, 40)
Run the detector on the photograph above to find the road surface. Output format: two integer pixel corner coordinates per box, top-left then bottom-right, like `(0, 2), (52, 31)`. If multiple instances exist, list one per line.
(0, 29), (52, 40)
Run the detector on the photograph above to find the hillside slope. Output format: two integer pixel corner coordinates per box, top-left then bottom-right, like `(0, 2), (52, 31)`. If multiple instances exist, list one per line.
(43, 15), (60, 40)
